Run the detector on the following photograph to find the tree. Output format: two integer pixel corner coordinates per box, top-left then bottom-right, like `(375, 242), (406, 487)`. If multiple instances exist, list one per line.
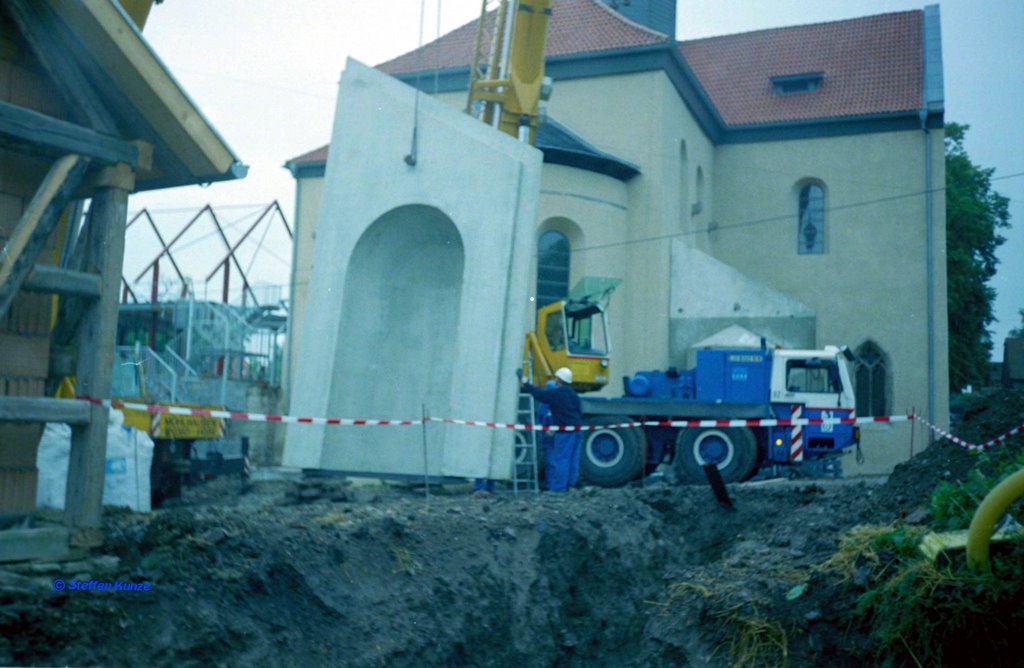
(945, 123), (1011, 391)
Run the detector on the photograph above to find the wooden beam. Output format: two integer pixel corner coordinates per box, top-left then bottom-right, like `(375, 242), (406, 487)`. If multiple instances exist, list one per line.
(0, 100), (139, 167)
(45, 0), (240, 177)
(52, 205), (96, 348)
(65, 182), (129, 535)
(0, 527), (84, 563)
(23, 264), (101, 298)
(0, 397), (90, 424)
(0, 154), (89, 322)
(5, 0), (119, 133)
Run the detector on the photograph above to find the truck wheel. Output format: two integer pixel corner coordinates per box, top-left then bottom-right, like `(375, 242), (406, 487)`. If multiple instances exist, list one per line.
(674, 427), (757, 484)
(580, 416), (645, 487)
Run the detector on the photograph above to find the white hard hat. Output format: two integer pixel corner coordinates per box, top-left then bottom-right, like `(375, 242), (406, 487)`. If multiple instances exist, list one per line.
(555, 367), (573, 384)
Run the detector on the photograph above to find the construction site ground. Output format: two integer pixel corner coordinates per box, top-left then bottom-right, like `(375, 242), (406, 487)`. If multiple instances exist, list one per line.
(0, 434), (999, 666)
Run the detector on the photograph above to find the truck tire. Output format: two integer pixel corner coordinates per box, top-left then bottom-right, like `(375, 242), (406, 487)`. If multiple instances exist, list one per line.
(580, 416), (646, 487)
(674, 427), (757, 484)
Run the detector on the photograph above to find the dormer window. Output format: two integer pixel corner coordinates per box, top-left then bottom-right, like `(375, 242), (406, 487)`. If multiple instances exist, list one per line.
(771, 72), (824, 95)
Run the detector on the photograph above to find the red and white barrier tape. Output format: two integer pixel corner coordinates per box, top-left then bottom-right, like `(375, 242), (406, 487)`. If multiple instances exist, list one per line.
(913, 415), (1024, 452)
(430, 415), (909, 430)
(76, 397), (1024, 452)
(79, 397), (421, 427)
(79, 397), (909, 432)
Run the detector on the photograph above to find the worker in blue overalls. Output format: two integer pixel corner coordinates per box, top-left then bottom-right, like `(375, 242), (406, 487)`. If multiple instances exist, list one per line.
(535, 380), (556, 487)
(519, 367), (582, 493)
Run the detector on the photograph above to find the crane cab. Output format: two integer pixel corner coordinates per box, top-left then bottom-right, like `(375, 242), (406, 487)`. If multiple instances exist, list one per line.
(524, 277), (620, 392)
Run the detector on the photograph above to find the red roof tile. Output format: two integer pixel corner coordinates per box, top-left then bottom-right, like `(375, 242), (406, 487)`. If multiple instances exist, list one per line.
(378, 0), (668, 75)
(679, 11), (923, 126)
(285, 3), (927, 169)
(284, 144), (329, 166)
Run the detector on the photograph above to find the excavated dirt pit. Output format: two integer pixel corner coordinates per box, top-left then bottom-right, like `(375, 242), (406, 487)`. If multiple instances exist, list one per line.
(0, 439), (982, 667)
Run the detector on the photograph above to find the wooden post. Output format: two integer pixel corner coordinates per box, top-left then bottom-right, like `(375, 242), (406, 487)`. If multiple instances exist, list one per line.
(64, 170), (131, 542)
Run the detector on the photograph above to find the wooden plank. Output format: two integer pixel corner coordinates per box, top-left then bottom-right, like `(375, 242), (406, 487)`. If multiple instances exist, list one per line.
(0, 100), (139, 166)
(0, 332), (48, 377)
(44, 0), (240, 177)
(0, 396), (90, 424)
(0, 527), (80, 563)
(50, 210), (94, 349)
(65, 183), (128, 532)
(0, 154), (89, 322)
(5, 0), (118, 133)
(23, 264), (101, 298)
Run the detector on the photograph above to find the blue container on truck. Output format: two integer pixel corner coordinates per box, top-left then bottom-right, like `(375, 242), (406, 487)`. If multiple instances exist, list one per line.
(573, 343), (860, 486)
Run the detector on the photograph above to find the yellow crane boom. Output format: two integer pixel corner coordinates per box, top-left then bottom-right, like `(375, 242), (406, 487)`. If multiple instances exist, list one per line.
(466, 0), (553, 144)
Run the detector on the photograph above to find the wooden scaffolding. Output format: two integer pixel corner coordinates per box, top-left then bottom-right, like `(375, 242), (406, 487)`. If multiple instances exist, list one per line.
(0, 0), (244, 558)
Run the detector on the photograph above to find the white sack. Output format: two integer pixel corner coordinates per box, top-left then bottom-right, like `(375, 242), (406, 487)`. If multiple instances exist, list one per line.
(36, 409), (155, 512)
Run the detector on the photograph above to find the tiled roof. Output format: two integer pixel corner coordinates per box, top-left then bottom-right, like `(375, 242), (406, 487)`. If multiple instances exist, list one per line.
(379, 2), (925, 129)
(283, 144), (329, 167)
(378, 0), (668, 75)
(678, 11), (923, 127)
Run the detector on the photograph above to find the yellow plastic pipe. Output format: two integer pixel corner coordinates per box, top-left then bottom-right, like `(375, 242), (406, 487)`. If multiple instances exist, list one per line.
(966, 468), (1024, 570)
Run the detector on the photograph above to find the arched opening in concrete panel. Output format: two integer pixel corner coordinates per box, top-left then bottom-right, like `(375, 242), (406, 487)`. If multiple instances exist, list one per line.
(325, 205), (464, 471)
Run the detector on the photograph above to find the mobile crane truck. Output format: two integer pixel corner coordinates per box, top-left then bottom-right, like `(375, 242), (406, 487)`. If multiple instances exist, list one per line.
(519, 279), (860, 487)
(576, 340), (860, 487)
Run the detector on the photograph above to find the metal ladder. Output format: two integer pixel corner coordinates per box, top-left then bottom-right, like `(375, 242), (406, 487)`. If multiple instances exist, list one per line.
(511, 391), (540, 495)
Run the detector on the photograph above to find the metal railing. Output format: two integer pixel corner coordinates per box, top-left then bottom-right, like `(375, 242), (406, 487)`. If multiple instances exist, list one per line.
(165, 296), (286, 388)
(113, 344), (180, 403)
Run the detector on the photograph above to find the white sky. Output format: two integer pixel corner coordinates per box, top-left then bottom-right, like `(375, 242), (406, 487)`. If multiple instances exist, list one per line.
(127, 0), (1024, 358)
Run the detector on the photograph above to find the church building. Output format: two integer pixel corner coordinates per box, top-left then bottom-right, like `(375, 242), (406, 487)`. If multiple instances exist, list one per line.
(285, 0), (948, 475)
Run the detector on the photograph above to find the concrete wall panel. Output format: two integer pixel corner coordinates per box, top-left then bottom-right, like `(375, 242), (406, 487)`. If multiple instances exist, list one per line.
(669, 241), (816, 365)
(284, 60), (542, 480)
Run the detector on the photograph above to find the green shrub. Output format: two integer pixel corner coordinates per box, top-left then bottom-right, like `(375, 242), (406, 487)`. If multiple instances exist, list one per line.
(931, 449), (1024, 531)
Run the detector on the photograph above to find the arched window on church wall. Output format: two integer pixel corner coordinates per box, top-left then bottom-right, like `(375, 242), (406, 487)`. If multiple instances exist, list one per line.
(853, 340), (890, 417)
(536, 230), (570, 309)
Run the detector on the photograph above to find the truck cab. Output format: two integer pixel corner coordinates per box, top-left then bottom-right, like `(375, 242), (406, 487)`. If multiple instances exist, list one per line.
(525, 277), (620, 392)
(770, 346), (856, 410)
(763, 346), (858, 474)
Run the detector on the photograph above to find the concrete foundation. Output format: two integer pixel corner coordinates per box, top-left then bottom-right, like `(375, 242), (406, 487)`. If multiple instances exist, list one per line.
(283, 60), (542, 480)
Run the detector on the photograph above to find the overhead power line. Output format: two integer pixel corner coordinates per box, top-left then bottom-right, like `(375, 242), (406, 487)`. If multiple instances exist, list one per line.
(572, 170), (1024, 256)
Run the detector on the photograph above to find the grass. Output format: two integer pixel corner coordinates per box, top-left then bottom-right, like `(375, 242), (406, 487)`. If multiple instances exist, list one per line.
(657, 579), (789, 668)
(816, 436), (1024, 667)
(390, 546), (421, 575)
